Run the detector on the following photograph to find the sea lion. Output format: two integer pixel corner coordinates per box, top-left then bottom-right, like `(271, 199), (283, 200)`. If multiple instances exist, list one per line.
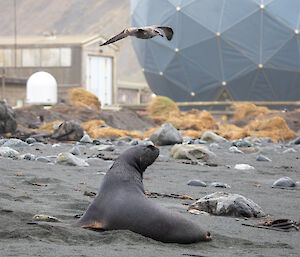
(74, 145), (211, 244)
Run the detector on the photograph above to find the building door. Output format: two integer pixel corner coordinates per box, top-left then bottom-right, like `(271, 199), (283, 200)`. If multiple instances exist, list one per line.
(86, 55), (112, 106)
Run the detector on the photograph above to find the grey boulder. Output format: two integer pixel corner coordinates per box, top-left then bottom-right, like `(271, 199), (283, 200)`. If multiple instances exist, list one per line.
(189, 191), (265, 218)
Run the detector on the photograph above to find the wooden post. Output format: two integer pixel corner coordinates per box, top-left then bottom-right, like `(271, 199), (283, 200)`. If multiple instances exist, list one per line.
(1, 68), (5, 99)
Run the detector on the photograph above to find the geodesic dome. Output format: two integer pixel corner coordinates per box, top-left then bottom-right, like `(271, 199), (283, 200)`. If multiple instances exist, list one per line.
(131, 0), (300, 101)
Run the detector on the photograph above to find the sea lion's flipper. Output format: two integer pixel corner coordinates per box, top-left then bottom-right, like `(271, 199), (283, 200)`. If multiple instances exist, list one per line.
(79, 221), (104, 230)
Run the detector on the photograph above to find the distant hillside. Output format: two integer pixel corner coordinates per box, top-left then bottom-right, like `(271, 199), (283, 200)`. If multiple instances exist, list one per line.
(0, 0), (145, 83)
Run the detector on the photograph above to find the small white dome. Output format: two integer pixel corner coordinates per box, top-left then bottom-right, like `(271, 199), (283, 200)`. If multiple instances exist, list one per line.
(26, 71), (57, 105)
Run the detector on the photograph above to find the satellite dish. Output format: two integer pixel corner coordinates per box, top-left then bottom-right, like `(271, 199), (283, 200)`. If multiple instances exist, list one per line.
(26, 71), (57, 105)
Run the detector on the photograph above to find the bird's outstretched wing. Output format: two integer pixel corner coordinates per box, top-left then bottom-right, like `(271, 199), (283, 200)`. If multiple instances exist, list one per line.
(155, 26), (174, 41)
(100, 30), (129, 46)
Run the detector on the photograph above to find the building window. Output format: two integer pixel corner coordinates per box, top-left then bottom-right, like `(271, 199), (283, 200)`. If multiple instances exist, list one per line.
(0, 47), (72, 67)
(0, 49), (13, 66)
(41, 48), (60, 67)
(22, 48), (40, 67)
(60, 48), (72, 66)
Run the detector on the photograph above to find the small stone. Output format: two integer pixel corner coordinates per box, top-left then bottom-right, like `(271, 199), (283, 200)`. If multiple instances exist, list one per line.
(129, 140), (139, 145)
(36, 157), (52, 163)
(229, 146), (244, 154)
(187, 180), (207, 187)
(80, 134), (93, 144)
(139, 140), (154, 146)
(97, 145), (115, 151)
(272, 177), (296, 187)
(0, 147), (19, 158)
(52, 143), (60, 148)
(201, 131), (227, 143)
(234, 164), (255, 170)
(93, 139), (101, 145)
(210, 182), (231, 188)
(2, 138), (29, 147)
(194, 139), (207, 144)
(55, 152), (89, 167)
(231, 139), (252, 147)
(256, 154), (272, 162)
(188, 209), (210, 215)
(21, 153), (36, 161)
(25, 137), (36, 144)
(283, 148), (297, 154)
(70, 145), (81, 155)
(86, 158), (106, 166)
(209, 143), (220, 149)
(171, 144), (216, 162)
(293, 137), (300, 145)
(33, 214), (60, 222)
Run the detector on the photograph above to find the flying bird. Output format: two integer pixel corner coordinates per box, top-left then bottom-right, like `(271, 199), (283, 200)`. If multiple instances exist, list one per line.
(100, 25), (174, 46)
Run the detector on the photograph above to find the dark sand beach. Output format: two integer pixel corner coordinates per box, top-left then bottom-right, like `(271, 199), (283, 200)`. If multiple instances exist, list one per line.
(0, 140), (299, 257)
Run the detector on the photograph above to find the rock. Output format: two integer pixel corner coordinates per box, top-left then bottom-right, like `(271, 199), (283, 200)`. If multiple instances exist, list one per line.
(139, 140), (155, 146)
(36, 157), (52, 163)
(188, 209), (210, 215)
(0, 147), (19, 158)
(194, 139), (207, 144)
(234, 164), (255, 170)
(30, 142), (46, 148)
(55, 152), (89, 167)
(209, 143), (220, 149)
(171, 144), (216, 162)
(231, 139), (252, 147)
(96, 145), (115, 151)
(229, 146), (244, 154)
(80, 134), (93, 144)
(86, 157), (107, 166)
(129, 140), (139, 145)
(256, 154), (272, 162)
(187, 180), (207, 187)
(20, 153), (36, 161)
(118, 136), (132, 142)
(272, 177), (296, 187)
(241, 146), (260, 154)
(0, 99), (17, 133)
(283, 148), (297, 154)
(189, 192), (265, 218)
(150, 123), (183, 146)
(182, 136), (194, 144)
(25, 137), (36, 144)
(92, 139), (101, 145)
(210, 182), (231, 188)
(115, 140), (127, 146)
(293, 137), (300, 145)
(2, 138), (29, 147)
(0, 139), (8, 146)
(69, 145), (81, 155)
(33, 214), (60, 222)
(52, 143), (60, 148)
(201, 131), (227, 143)
(51, 120), (84, 141)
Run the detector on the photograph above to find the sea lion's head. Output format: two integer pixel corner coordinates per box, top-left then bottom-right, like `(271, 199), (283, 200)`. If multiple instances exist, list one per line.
(119, 145), (159, 173)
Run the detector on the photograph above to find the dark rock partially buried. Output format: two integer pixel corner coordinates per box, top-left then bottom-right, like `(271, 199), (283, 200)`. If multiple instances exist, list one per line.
(51, 120), (84, 141)
(189, 192), (265, 218)
(0, 100), (17, 134)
